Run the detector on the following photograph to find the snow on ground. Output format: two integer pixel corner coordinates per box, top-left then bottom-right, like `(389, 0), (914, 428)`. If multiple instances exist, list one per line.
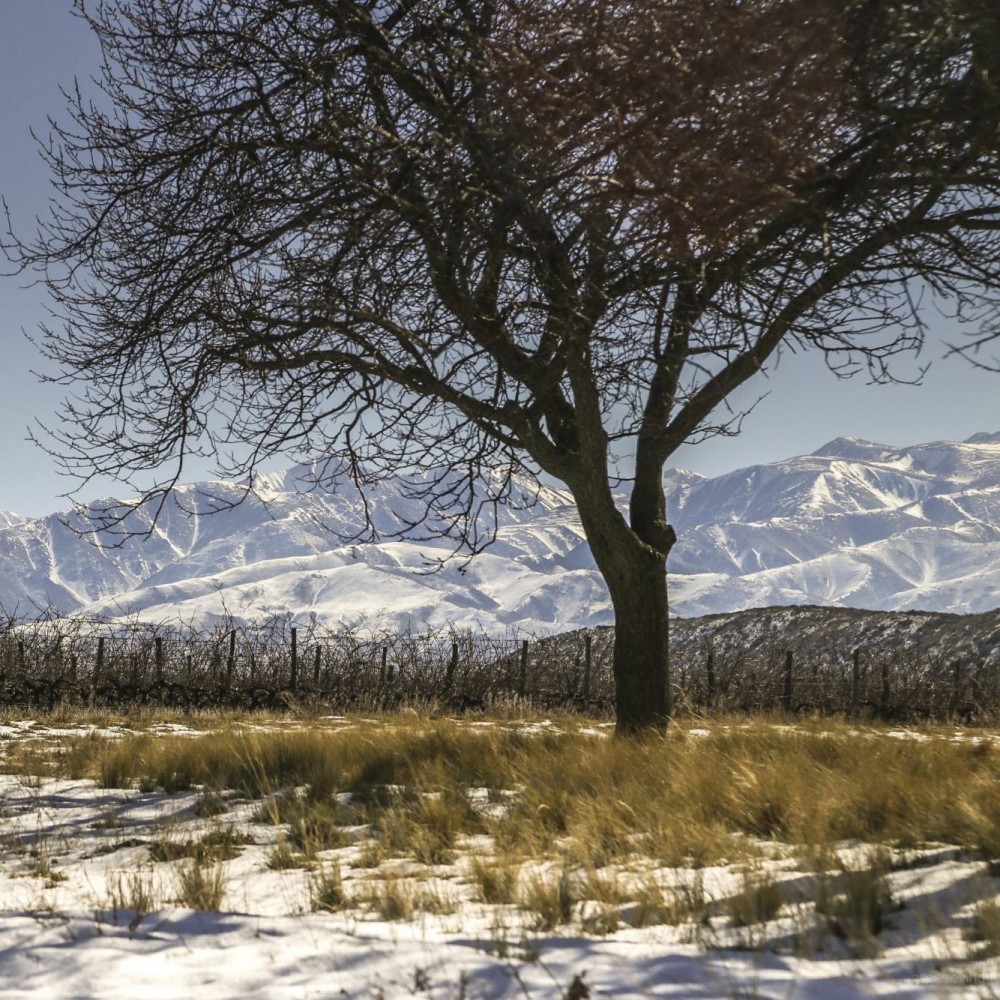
(0, 721), (997, 998)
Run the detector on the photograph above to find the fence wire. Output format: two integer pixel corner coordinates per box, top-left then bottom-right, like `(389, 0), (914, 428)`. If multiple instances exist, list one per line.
(0, 614), (995, 721)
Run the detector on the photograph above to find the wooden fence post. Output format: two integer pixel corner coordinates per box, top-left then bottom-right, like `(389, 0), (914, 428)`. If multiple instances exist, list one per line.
(314, 645), (322, 687)
(706, 649), (716, 706)
(446, 641), (458, 689)
(880, 660), (890, 717)
(226, 630), (236, 689)
(583, 634), (592, 703)
(290, 628), (298, 691)
(91, 636), (105, 703)
(155, 636), (164, 686)
(783, 650), (794, 713)
(851, 648), (861, 718)
(518, 639), (528, 698)
(951, 659), (964, 716)
(380, 647), (388, 684)
(51, 634), (62, 678)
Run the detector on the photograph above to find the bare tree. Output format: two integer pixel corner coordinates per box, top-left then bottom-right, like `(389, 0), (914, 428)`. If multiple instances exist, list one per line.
(5, 0), (999, 732)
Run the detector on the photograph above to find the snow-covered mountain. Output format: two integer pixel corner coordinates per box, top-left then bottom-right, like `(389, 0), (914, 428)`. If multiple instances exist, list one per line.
(666, 435), (1000, 617)
(3, 434), (1000, 631)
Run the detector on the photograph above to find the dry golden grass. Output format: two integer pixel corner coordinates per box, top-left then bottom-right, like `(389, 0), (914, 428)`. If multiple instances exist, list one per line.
(174, 858), (226, 911)
(266, 838), (309, 871)
(624, 872), (709, 928)
(468, 855), (521, 904)
(519, 864), (578, 931)
(10, 713), (1000, 875)
(309, 863), (347, 913)
(10, 709), (1000, 960)
(105, 869), (159, 928)
(725, 867), (786, 927)
(357, 873), (457, 920)
(148, 826), (253, 864)
(966, 898), (1000, 959)
(815, 849), (900, 958)
(268, 797), (351, 856)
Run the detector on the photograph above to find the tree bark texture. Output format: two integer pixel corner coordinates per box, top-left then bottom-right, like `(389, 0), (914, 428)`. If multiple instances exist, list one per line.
(606, 549), (671, 735)
(572, 471), (673, 735)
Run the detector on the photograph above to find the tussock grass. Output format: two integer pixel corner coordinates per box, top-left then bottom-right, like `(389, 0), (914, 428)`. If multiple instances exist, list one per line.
(19, 714), (1000, 876)
(106, 869), (159, 928)
(353, 838), (388, 869)
(361, 874), (415, 921)
(726, 868), (786, 927)
(469, 855), (520, 905)
(27, 842), (65, 884)
(106, 720), (529, 801)
(267, 797), (350, 856)
(966, 898), (1000, 959)
(623, 872), (709, 928)
(266, 838), (309, 871)
(192, 791), (229, 818)
(578, 869), (628, 934)
(309, 863), (347, 912)
(816, 849), (899, 957)
(409, 792), (474, 865)
(46, 732), (115, 780)
(520, 864), (578, 931)
(358, 872), (458, 922)
(148, 826), (253, 864)
(174, 859), (226, 911)
(99, 735), (154, 789)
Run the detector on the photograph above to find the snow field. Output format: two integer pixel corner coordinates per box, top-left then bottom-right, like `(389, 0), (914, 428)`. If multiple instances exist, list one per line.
(0, 716), (998, 998)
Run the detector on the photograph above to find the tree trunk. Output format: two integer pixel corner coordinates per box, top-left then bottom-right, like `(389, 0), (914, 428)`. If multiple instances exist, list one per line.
(607, 548), (671, 735)
(570, 469), (673, 736)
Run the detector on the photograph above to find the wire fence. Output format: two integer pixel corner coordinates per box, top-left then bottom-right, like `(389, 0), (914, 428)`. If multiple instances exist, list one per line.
(0, 614), (997, 722)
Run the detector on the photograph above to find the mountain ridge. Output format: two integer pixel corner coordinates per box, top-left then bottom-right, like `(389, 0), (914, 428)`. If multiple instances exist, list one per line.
(2, 434), (1000, 631)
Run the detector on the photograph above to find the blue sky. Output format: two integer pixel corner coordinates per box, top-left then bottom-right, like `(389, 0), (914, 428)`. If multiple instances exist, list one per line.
(0, 1), (998, 517)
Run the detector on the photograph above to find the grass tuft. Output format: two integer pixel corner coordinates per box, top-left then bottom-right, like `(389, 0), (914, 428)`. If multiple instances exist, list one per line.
(816, 849), (899, 957)
(726, 868), (786, 927)
(106, 869), (159, 929)
(149, 826), (252, 864)
(520, 864), (578, 931)
(362, 874), (414, 921)
(192, 791), (229, 818)
(966, 898), (1000, 959)
(266, 838), (311, 871)
(469, 855), (520, 905)
(174, 859), (226, 911)
(271, 797), (350, 856)
(309, 863), (347, 912)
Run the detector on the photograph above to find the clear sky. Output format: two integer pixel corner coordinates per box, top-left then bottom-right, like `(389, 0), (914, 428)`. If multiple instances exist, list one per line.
(0, 1), (998, 517)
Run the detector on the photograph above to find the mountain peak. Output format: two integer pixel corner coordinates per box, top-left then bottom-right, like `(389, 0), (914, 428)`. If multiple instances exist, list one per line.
(965, 431), (1000, 445)
(810, 437), (890, 460)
